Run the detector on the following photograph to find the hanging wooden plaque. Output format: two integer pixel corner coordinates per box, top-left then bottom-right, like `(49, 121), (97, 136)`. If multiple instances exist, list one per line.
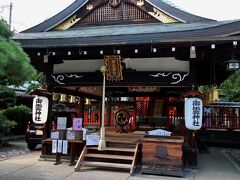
(104, 55), (123, 81)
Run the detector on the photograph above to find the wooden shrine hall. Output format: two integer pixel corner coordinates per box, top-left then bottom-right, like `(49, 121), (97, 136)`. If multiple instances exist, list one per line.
(14, 0), (240, 177)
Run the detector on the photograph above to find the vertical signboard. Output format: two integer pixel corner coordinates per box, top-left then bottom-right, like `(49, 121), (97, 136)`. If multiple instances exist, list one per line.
(104, 55), (123, 81)
(185, 98), (203, 130)
(32, 96), (49, 124)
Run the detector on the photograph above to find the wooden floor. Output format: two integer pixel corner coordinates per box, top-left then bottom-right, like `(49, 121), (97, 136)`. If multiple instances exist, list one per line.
(105, 131), (146, 143)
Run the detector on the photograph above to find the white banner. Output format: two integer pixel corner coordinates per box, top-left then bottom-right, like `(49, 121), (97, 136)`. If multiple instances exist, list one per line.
(62, 140), (68, 154)
(57, 140), (63, 153)
(52, 140), (57, 153)
(32, 96), (49, 124)
(184, 98), (203, 130)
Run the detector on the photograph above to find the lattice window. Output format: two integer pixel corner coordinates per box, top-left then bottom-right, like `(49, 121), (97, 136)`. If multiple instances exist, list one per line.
(73, 1), (156, 26)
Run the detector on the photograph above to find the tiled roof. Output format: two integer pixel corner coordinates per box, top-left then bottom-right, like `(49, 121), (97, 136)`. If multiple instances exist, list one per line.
(22, 0), (87, 33)
(14, 20), (240, 48)
(23, 0), (214, 33)
(147, 0), (214, 23)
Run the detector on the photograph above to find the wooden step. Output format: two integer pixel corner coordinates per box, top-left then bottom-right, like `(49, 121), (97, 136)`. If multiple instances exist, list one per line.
(84, 153), (134, 160)
(87, 146), (135, 152)
(106, 138), (137, 143)
(83, 161), (132, 169)
(75, 143), (139, 175)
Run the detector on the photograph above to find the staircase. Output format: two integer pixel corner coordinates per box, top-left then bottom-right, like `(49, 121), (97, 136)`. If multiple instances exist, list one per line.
(75, 132), (144, 175)
(74, 143), (139, 175)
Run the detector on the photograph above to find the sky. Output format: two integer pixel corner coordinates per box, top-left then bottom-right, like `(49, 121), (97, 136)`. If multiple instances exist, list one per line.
(0, 0), (240, 32)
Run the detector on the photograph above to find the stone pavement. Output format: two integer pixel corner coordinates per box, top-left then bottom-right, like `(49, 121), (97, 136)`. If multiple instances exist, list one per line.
(0, 146), (239, 180)
(0, 138), (41, 161)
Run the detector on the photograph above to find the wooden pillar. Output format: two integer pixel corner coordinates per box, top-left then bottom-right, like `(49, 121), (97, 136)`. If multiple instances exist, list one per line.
(42, 55), (54, 155)
(134, 97), (137, 128)
(79, 97), (85, 123)
(107, 97), (112, 127)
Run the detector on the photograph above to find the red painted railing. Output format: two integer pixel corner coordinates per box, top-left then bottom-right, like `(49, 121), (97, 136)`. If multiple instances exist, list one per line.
(202, 113), (240, 130)
(82, 101), (240, 130)
(83, 111), (240, 130)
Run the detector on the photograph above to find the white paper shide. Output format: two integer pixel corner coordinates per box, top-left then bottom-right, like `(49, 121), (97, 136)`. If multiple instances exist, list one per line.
(32, 96), (49, 124)
(184, 98), (203, 130)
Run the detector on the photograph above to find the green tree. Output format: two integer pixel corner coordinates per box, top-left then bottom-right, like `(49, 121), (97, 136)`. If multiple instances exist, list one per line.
(220, 70), (240, 101)
(0, 112), (16, 138)
(0, 20), (35, 140)
(0, 85), (16, 109)
(0, 20), (36, 86)
(26, 72), (44, 93)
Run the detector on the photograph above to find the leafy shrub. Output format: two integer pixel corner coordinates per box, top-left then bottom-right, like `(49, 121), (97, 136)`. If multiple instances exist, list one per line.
(4, 105), (31, 121)
(0, 112), (17, 137)
(3, 105), (31, 135)
(0, 85), (16, 109)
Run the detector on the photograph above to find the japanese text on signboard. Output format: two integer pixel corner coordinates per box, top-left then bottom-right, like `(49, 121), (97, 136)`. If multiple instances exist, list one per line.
(104, 55), (123, 81)
(192, 100), (201, 126)
(32, 96), (48, 124)
(184, 97), (203, 130)
(35, 98), (43, 122)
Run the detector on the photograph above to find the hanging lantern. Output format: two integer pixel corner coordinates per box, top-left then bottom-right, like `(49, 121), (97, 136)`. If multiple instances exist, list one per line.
(85, 98), (91, 105)
(203, 92), (209, 106)
(184, 98), (203, 130)
(226, 56), (240, 71)
(211, 87), (219, 102)
(32, 96), (49, 124)
(60, 94), (67, 102)
(52, 93), (57, 101)
(226, 47), (240, 71)
(70, 96), (76, 103)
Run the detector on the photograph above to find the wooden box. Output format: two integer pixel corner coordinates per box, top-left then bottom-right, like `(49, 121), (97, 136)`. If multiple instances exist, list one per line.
(66, 130), (83, 141)
(50, 130), (66, 140)
(142, 136), (184, 167)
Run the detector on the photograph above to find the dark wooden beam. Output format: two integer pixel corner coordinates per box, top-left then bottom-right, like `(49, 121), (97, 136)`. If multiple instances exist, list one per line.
(51, 71), (191, 87)
(53, 87), (101, 100)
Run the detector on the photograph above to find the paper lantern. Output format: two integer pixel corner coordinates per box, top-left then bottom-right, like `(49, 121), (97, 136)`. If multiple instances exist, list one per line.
(32, 96), (49, 124)
(184, 98), (203, 130)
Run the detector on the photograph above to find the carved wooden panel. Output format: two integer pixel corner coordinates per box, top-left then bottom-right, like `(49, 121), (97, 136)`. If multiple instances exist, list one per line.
(72, 1), (157, 27)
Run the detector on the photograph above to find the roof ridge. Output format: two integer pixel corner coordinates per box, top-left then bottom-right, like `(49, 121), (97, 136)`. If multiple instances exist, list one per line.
(146, 0), (215, 23)
(22, 0), (216, 33)
(14, 20), (240, 41)
(161, 0), (182, 9)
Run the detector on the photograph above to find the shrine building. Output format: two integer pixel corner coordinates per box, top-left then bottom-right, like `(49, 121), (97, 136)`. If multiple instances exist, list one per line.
(14, 0), (240, 176)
